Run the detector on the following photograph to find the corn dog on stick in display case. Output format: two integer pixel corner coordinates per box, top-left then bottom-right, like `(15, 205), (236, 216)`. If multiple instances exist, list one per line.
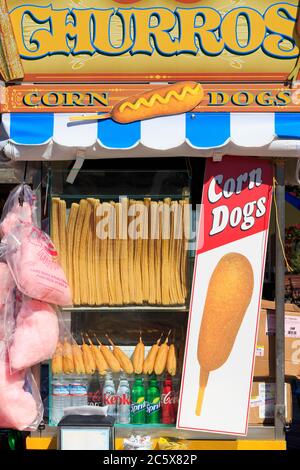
(86, 334), (108, 375)
(196, 253), (254, 416)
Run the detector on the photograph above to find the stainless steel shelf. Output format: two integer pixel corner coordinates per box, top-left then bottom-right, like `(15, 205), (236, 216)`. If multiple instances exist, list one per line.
(62, 305), (189, 313)
(32, 425), (277, 441)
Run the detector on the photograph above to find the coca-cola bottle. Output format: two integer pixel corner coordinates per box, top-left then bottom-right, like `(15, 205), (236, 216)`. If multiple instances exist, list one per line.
(161, 377), (176, 424)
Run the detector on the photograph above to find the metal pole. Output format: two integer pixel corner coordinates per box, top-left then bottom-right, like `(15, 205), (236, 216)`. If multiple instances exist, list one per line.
(275, 159), (286, 440)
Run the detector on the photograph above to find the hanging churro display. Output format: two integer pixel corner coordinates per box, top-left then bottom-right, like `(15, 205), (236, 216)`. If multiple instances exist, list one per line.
(51, 196), (189, 307)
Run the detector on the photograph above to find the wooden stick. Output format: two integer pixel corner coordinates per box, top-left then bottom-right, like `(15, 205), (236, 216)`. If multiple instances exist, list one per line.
(69, 113), (111, 123)
(66, 202), (79, 300)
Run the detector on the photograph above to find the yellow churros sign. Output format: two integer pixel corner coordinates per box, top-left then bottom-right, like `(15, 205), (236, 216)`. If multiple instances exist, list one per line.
(5, 0), (300, 81)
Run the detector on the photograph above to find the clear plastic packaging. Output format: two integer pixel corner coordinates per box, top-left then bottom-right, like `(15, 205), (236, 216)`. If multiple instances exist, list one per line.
(3, 222), (72, 306)
(0, 262), (15, 341)
(0, 343), (43, 431)
(123, 435), (153, 450)
(0, 184), (37, 238)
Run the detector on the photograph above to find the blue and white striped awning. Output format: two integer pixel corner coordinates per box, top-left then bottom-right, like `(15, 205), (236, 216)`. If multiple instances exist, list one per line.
(1, 112), (300, 162)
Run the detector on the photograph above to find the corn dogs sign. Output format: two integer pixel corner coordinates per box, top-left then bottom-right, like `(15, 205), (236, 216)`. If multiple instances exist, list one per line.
(177, 156), (273, 435)
(5, 0), (300, 82)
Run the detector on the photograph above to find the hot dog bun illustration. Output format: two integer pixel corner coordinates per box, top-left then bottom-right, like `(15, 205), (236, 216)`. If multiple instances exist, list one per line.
(196, 253), (254, 417)
(69, 81), (204, 124)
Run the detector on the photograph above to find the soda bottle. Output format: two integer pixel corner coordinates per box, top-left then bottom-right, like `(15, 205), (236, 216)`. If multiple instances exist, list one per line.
(102, 372), (117, 418)
(146, 376), (161, 424)
(161, 377), (175, 424)
(130, 377), (146, 424)
(116, 375), (131, 424)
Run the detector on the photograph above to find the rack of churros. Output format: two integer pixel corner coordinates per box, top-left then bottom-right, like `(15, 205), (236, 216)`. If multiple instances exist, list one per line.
(51, 196), (190, 307)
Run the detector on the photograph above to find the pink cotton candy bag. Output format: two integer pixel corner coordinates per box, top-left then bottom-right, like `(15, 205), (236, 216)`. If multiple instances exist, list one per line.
(5, 223), (72, 306)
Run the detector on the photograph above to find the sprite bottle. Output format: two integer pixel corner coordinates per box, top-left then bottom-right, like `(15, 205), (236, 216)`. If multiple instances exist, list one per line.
(130, 377), (146, 424)
(146, 377), (161, 424)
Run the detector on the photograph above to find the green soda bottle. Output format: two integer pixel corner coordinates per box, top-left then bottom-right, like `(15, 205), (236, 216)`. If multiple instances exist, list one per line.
(146, 376), (161, 424)
(130, 377), (146, 424)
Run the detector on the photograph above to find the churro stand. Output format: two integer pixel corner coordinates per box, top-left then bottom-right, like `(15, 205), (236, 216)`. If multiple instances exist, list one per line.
(1, 0), (300, 451)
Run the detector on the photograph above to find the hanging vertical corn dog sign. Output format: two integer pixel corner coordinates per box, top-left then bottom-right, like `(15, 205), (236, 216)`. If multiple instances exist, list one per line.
(177, 156), (273, 435)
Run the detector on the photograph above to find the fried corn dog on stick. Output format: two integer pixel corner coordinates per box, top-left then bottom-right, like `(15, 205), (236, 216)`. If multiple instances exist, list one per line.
(86, 335), (108, 375)
(66, 203), (79, 300)
(142, 198), (150, 303)
(167, 343), (177, 377)
(95, 336), (121, 373)
(62, 337), (74, 374)
(148, 202), (157, 304)
(196, 253), (254, 416)
(72, 343), (86, 375)
(51, 198), (60, 258)
(81, 333), (96, 375)
(51, 341), (63, 375)
(132, 332), (145, 374)
(120, 197), (130, 304)
(58, 200), (67, 277)
(154, 330), (171, 375)
(143, 334), (162, 375)
(106, 335), (134, 374)
(73, 200), (88, 305)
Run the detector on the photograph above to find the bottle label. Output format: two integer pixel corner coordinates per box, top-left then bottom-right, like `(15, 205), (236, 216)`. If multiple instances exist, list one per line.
(118, 392), (131, 405)
(103, 392), (118, 405)
(131, 398), (145, 414)
(69, 384), (87, 396)
(146, 401), (161, 414)
(52, 384), (69, 397)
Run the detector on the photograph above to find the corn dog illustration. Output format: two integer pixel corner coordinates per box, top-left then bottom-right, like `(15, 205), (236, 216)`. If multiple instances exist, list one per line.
(196, 253), (254, 417)
(70, 81), (204, 124)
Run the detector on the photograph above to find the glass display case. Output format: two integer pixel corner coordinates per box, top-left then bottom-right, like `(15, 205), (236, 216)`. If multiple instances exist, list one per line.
(48, 167), (194, 428)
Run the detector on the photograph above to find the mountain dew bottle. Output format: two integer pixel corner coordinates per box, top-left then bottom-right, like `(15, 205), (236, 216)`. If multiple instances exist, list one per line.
(146, 377), (161, 424)
(130, 377), (146, 424)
